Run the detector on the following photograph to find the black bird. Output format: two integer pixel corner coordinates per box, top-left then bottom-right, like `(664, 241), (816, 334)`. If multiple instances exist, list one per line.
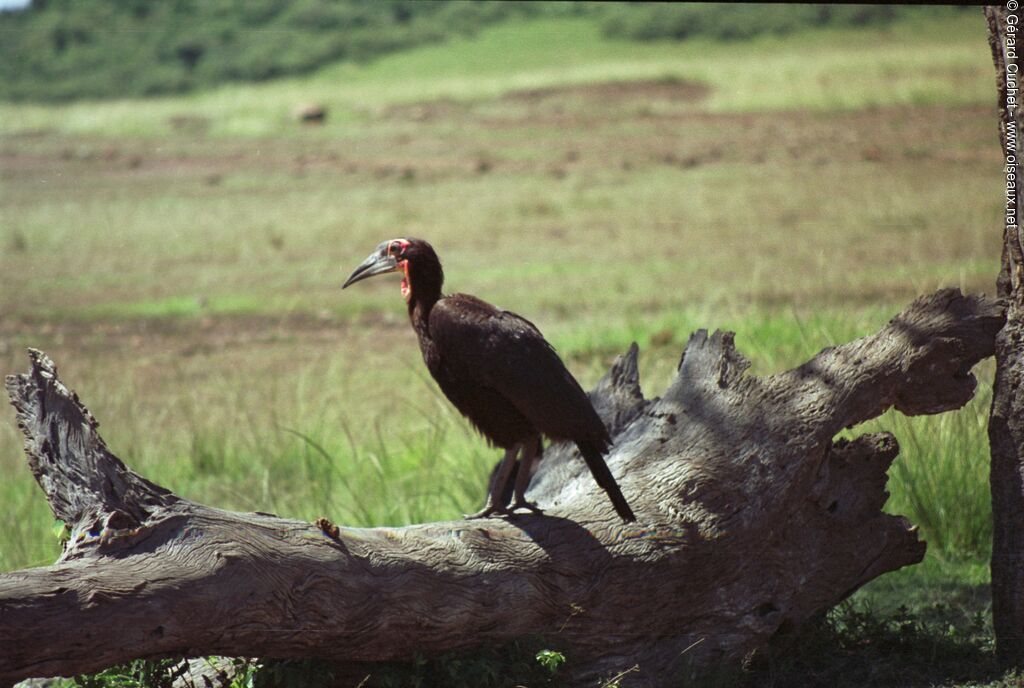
(343, 238), (636, 522)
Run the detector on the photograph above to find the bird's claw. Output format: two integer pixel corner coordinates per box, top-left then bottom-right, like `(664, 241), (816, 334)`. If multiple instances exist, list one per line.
(464, 497), (543, 520)
(508, 500), (543, 516)
(463, 505), (509, 520)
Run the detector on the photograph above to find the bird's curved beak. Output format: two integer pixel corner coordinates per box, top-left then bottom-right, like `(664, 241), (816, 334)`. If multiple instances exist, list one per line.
(342, 246), (399, 289)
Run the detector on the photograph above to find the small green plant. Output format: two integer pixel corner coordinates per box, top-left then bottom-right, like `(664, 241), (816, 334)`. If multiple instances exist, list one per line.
(73, 658), (189, 688)
(51, 519), (70, 543)
(298, 640), (568, 687)
(600, 663), (638, 688)
(251, 658), (336, 688)
(535, 649), (566, 674)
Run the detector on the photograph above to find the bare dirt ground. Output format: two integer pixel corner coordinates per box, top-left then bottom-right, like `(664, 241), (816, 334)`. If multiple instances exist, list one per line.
(383, 77), (713, 124)
(0, 86), (997, 185)
(0, 83), (1001, 401)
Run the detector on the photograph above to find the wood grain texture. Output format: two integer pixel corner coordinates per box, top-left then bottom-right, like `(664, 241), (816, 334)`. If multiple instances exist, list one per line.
(986, 5), (1024, 669)
(0, 288), (1004, 687)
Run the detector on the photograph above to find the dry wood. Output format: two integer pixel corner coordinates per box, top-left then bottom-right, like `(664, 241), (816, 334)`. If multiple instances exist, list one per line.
(0, 288), (1003, 687)
(986, 5), (1024, 669)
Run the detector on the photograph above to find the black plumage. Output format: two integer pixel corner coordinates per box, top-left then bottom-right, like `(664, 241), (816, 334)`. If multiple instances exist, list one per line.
(343, 237), (635, 522)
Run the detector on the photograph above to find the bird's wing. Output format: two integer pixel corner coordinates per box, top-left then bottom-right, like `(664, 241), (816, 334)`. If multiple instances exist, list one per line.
(429, 294), (608, 444)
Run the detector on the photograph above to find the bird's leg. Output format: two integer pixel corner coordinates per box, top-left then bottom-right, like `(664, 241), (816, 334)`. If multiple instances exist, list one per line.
(509, 438), (543, 515)
(464, 444), (520, 519)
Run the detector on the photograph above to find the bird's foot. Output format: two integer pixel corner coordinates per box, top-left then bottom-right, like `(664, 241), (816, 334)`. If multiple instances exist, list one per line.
(508, 499), (543, 516)
(463, 504), (509, 520)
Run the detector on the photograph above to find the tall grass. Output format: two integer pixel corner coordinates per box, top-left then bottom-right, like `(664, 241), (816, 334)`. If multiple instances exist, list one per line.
(0, 306), (996, 572)
(879, 380), (993, 559)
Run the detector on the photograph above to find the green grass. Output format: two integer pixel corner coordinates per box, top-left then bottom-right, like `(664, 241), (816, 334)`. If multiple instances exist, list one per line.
(0, 12), (992, 139)
(0, 309), (997, 568)
(0, 8), (1009, 687)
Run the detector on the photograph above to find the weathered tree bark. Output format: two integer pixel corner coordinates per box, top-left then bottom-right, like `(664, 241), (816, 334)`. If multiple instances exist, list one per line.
(986, 5), (1024, 669)
(0, 289), (1003, 687)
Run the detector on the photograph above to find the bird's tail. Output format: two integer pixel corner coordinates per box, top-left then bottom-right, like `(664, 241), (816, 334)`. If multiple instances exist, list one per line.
(577, 440), (636, 522)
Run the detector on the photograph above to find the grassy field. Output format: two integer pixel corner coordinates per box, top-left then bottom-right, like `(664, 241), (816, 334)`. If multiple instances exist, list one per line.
(0, 8), (1010, 686)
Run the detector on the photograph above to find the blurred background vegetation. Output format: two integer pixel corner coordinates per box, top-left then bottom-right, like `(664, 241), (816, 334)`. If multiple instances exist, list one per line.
(0, 2), (1011, 686)
(0, 1), (971, 101)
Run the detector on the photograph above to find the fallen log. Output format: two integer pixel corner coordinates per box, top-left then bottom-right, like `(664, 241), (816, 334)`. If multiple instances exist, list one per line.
(0, 288), (1004, 687)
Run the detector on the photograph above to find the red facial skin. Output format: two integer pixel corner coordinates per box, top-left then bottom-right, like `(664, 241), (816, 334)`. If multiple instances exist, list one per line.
(388, 239), (413, 301)
(399, 260), (411, 301)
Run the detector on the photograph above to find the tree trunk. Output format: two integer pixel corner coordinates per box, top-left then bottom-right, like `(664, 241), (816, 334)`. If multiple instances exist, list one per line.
(986, 5), (1024, 669)
(0, 289), (1003, 687)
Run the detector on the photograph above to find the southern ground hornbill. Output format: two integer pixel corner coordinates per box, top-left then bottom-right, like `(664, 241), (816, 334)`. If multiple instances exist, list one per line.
(343, 237), (636, 522)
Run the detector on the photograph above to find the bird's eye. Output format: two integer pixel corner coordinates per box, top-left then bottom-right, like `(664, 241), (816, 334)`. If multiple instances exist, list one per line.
(390, 241), (404, 256)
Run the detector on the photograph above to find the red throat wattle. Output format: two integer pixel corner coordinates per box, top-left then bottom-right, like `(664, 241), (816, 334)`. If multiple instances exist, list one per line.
(399, 260), (411, 301)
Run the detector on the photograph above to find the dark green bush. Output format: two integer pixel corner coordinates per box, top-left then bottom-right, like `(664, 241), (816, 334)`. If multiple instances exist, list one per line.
(0, 0), (540, 102)
(598, 3), (969, 43)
